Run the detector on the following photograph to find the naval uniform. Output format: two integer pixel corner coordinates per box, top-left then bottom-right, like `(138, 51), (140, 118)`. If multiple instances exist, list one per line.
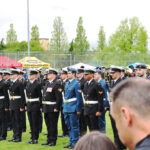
(9, 79), (25, 141)
(83, 79), (104, 131)
(42, 78), (62, 145)
(0, 79), (9, 139)
(4, 79), (12, 131)
(26, 79), (42, 141)
(20, 78), (27, 132)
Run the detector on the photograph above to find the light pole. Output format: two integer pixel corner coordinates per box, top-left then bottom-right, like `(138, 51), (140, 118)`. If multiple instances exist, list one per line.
(27, 0), (30, 56)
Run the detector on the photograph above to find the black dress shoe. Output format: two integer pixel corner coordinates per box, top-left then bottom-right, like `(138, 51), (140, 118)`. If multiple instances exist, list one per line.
(68, 145), (74, 149)
(41, 141), (49, 145)
(13, 138), (21, 142)
(26, 139), (32, 144)
(58, 134), (69, 137)
(31, 140), (38, 144)
(48, 142), (56, 146)
(0, 137), (6, 141)
(64, 145), (71, 148)
(8, 138), (15, 142)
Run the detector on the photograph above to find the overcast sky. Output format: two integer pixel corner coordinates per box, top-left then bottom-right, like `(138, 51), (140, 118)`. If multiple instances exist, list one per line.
(0, 0), (150, 47)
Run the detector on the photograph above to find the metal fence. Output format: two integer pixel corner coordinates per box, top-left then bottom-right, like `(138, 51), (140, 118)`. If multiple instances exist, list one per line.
(0, 50), (150, 68)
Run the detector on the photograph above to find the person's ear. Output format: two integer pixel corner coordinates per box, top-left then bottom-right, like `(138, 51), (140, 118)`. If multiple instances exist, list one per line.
(121, 107), (132, 127)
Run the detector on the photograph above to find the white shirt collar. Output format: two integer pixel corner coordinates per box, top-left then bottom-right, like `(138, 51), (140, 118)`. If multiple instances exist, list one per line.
(69, 78), (74, 83)
(63, 78), (67, 82)
(11, 78), (18, 83)
(88, 78), (93, 84)
(30, 79), (36, 84)
(49, 80), (54, 84)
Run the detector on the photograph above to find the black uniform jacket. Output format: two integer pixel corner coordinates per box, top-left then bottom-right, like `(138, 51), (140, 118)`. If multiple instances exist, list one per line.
(111, 77), (122, 89)
(9, 79), (25, 110)
(0, 79), (9, 109)
(79, 77), (86, 91)
(42, 78), (62, 113)
(83, 79), (104, 115)
(26, 79), (42, 111)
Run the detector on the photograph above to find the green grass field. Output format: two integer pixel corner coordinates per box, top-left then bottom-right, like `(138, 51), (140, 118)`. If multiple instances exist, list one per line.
(0, 112), (113, 150)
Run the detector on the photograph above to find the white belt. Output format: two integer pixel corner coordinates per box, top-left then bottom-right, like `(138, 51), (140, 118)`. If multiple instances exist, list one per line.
(0, 96), (5, 99)
(42, 101), (56, 105)
(84, 101), (98, 104)
(64, 98), (77, 103)
(27, 98), (39, 102)
(10, 96), (21, 100)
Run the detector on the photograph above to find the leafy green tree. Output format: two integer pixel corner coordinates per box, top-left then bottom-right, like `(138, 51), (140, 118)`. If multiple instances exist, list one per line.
(74, 17), (90, 52)
(69, 40), (74, 53)
(0, 38), (5, 50)
(31, 25), (40, 40)
(108, 17), (148, 53)
(97, 26), (106, 51)
(6, 24), (17, 44)
(50, 16), (69, 52)
(30, 40), (44, 51)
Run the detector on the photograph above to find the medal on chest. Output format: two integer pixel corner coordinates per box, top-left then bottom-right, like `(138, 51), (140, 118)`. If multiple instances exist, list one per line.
(47, 87), (53, 92)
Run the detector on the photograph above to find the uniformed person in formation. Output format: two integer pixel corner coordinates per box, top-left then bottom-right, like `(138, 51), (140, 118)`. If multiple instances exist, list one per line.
(8, 69), (25, 142)
(42, 68), (62, 146)
(82, 68), (104, 131)
(63, 67), (83, 149)
(18, 70), (26, 132)
(94, 69), (109, 133)
(26, 69), (42, 144)
(36, 68), (43, 133)
(3, 71), (12, 131)
(0, 71), (9, 141)
(58, 69), (68, 137)
(76, 66), (87, 136)
(109, 66), (126, 150)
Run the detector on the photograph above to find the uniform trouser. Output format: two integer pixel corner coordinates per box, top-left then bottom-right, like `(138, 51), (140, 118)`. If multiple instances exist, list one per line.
(27, 111), (40, 140)
(0, 109), (7, 138)
(85, 114), (99, 131)
(20, 110), (26, 131)
(64, 112), (79, 146)
(11, 109), (22, 139)
(6, 110), (12, 129)
(98, 110), (106, 133)
(109, 114), (126, 150)
(39, 112), (43, 132)
(44, 112), (59, 143)
(79, 109), (87, 136)
(60, 107), (68, 135)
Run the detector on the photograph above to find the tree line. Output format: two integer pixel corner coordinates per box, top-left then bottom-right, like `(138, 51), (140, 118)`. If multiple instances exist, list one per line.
(0, 16), (148, 53)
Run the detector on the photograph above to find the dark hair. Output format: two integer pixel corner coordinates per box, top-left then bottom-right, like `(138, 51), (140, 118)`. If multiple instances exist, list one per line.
(74, 131), (117, 150)
(111, 78), (150, 118)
